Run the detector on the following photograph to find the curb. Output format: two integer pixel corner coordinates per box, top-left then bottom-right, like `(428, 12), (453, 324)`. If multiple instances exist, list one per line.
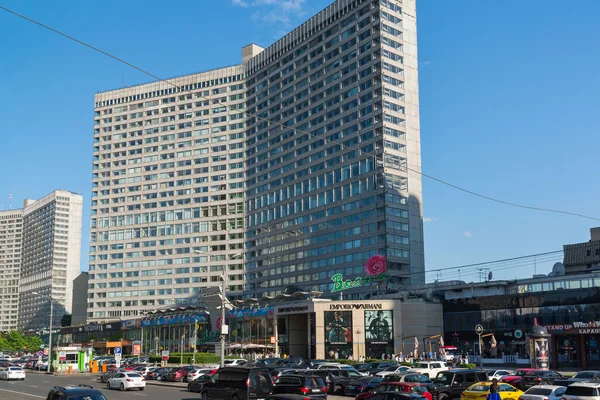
(146, 380), (188, 388)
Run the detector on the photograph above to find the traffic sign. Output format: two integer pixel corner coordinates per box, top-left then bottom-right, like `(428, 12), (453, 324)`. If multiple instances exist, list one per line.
(475, 324), (484, 335)
(115, 360), (121, 368)
(115, 353), (122, 361)
(161, 350), (169, 360)
(114, 347), (122, 356)
(59, 351), (66, 361)
(37, 350), (44, 357)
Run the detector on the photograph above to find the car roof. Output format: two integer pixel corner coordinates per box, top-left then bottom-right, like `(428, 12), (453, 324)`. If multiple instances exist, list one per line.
(529, 385), (566, 390)
(51, 385), (102, 395)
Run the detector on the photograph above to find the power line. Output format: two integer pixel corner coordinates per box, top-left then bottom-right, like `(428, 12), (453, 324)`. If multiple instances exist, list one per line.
(2, 5), (599, 222)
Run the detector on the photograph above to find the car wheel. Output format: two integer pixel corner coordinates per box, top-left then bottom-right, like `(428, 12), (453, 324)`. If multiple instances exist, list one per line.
(140, 387), (145, 391)
(439, 394), (449, 400)
(232, 395), (239, 400)
(181, 376), (185, 382)
(335, 385), (343, 394)
(107, 382), (111, 390)
(120, 383), (125, 391)
(202, 392), (210, 400)
(188, 384), (193, 392)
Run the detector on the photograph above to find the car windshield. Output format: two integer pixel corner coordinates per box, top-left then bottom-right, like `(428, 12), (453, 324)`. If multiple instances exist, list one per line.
(574, 372), (595, 379)
(565, 387), (598, 397)
(69, 396), (107, 400)
(514, 370), (529, 376)
(126, 373), (142, 378)
(468, 385), (491, 392)
(414, 363), (429, 369)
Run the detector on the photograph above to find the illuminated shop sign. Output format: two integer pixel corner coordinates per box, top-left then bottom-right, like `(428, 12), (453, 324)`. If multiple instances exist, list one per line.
(331, 255), (389, 293)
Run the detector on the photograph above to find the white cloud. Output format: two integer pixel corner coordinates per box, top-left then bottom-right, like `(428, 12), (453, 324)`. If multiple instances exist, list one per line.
(464, 231), (472, 238)
(232, 0), (306, 27)
(423, 217), (438, 223)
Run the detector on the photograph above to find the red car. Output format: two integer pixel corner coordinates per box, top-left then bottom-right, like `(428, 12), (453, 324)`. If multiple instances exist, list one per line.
(501, 369), (540, 389)
(166, 366), (197, 382)
(357, 382), (432, 400)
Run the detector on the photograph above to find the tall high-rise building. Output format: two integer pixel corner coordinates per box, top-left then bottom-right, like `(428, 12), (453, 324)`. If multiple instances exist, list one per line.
(0, 209), (23, 331)
(88, 0), (423, 311)
(244, 0), (424, 298)
(88, 62), (258, 321)
(0, 190), (83, 331)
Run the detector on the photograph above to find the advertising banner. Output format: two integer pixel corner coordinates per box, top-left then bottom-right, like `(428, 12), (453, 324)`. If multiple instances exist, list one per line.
(365, 310), (393, 344)
(325, 311), (353, 359)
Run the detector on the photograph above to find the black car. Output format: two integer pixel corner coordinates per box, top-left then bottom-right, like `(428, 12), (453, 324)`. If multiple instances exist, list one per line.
(201, 366), (273, 400)
(190, 375), (213, 393)
(554, 370), (600, 387)
(323, 369), (364, 394)
(430, 369), (489, 400)
(267, 395), (318, 400)
(345, 376), (384, 396)
(45, 385), (107, 400)
(368, 362), (400, 376)
(520, 370), (564, 390)
(272, 374), (327, 400)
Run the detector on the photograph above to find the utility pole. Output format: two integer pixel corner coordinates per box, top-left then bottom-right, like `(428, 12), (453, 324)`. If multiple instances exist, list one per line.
(192, 319), (198, 364)
(220, 272), (227, 368)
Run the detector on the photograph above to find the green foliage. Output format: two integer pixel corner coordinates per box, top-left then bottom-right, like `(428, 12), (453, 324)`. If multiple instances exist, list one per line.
(0, 331), (43, 352)
(147, 352), (239, 364)
(458, 363), (477, 369)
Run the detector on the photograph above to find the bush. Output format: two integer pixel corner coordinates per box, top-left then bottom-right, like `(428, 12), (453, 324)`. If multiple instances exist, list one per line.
(324, 359), (357, 365)
(147, 353), (241, 365)
(457, 363), (477, 369)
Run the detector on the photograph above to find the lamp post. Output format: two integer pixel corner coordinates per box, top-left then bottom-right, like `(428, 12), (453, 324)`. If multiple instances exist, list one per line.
(32, 291), (61, 373)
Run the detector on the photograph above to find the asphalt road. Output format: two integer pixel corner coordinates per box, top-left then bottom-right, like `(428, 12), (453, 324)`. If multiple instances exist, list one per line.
(0, 372), (351, 400)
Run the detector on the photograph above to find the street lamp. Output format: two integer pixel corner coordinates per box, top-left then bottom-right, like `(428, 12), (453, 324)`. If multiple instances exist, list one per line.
(195, 250), (241, 368)
(32, 291), (61, 373)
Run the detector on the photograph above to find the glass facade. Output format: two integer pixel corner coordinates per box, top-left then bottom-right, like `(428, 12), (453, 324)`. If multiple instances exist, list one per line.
(244, 0), (423, 299)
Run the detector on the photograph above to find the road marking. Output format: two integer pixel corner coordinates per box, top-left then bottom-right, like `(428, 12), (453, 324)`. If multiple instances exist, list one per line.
(42, 381), (49, 383)
(133, 394), (147, 396)
(0, 387), (46, 399)
(30, 385), (38, 387)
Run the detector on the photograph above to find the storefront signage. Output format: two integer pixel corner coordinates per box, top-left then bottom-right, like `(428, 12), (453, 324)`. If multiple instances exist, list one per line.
(331, 273), (389, 293)
(543, 321), (600, 335)
(330, 303), (383, 310)
(277, 305), (310, 314)
(199, 330), (220, 343)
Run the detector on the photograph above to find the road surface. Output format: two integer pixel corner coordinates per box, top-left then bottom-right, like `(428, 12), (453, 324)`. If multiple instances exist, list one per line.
(0, 372), (349, 400)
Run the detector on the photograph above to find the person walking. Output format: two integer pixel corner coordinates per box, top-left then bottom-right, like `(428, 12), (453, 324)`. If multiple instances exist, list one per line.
(488, 379), (501, 400)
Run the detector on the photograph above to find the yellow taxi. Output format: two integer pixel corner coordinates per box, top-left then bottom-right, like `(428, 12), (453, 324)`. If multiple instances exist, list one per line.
(460, 382), (524, 400)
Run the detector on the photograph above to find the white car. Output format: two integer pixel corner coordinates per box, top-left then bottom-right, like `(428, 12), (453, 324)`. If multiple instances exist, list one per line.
(223, 359), (248, 366)
(488, 370), (514, 381)
(410, 361), (449, 378)
(521, 385), (567, 400)
(376, 366), (412, 377)
(187, 368), (214, 382)
(107, 372), (146, 391)
(562, 382), (600, 400)
(0, 366), (26, 380)
(134, 366), (153, 377)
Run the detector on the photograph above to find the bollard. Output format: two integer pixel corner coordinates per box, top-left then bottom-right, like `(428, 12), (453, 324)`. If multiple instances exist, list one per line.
(68, 366), (73, 374)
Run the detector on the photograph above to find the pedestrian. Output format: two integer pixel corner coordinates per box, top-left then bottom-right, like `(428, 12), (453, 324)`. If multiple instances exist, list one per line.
(381, 353), (386, 360)
(488, 379), (501, 400)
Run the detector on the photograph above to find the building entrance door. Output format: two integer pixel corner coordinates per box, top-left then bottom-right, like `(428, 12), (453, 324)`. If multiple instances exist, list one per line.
(556, 335), (579, 368)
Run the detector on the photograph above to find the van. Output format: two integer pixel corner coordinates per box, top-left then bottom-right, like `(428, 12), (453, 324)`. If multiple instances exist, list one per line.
(201, 366), (273, 400)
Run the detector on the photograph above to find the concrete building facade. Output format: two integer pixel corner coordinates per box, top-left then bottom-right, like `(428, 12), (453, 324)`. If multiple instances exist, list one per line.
(0, 209), (23, 332)
(18, 190), (83, 330)
(89, 63), (255, 321)
(71, 272), (89, 326)
(244, 0), (424, 298)
(563, 227), (600, 275)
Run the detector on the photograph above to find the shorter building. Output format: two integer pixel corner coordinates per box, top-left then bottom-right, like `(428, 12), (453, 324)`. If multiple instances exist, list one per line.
(56, 297), (442, 360)
(0, 209), (23, 332)
(563, 227), (600, 275)
(71, 272), (88, 326)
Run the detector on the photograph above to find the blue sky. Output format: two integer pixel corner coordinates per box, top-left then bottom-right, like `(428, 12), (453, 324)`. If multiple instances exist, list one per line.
(1, 0), (598, 282)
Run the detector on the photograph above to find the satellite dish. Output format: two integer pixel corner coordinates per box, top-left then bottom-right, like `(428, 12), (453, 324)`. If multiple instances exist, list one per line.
(552, 262), (566, 276)
(488, 271), (493, 281)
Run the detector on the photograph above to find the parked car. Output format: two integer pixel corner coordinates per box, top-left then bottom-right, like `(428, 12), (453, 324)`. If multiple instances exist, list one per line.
(255, 358), (282, 366)
(100, 368), (127, 383)
(555, 371), (600, 387)
(501, 369), (537, 390)
(267, 395), (322, 400)
(383, 373), (435, 390)
(107, 372), (146, 391)
(189, 375), (215, 393)
(344, 376), (383, 396)
(365, 392), (428, 400)
(357, 382), (432, 400)
(377, 366), (413, 377)
(0, 366), (26, 380)
(167, 365), (198, 382)
(520, 371), (564, 391)
(134, 366), (153, 377)
(460, 382), (523, 400)
(488, 370), (515, 381)
(411, 362), (449, 379)
(562, 382), (600, 400)
(46, 385), (107, 400)
(272, 374), (327, 400)
(519, 385), (567, 400)
(430, 369), (489, 400)
(324, 369), (364, 394)
(200, 366), (273, 400)
(223, 358), (249, 366)
(188, 368), (217, 382)
(363, 362), (399, 376)
(153, 367), (176, 381)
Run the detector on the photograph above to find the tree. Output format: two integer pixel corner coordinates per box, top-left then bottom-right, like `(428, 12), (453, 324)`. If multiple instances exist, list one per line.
(61, 314), (72, 327)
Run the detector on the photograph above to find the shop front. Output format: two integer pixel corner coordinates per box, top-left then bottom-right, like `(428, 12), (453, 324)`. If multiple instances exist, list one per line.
(545, 321), (600, 369)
